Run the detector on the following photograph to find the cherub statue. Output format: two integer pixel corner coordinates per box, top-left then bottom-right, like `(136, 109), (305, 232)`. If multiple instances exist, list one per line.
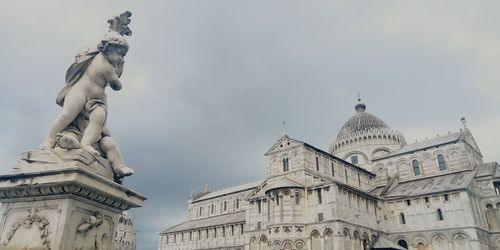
(39, 12), (134, 178)
(76, 211), (108, 250)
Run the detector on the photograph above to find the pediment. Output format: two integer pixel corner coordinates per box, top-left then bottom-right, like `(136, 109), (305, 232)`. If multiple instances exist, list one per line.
(265, 135), (304, 156)
(463, 130), (482, 156)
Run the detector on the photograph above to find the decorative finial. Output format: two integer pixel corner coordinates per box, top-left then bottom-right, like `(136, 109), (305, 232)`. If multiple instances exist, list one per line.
(204, 184), (209, 193)
(108, 11), (132, 36)
(281, 121), (287, 136)
(461, 117), (467, 129)
(355, 93), (366, 113)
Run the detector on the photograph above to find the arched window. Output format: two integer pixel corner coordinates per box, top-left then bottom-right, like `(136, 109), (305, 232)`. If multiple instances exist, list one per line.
(316, 189), (322, 204)
(282, 158), (289, 172)
(351, 155), (359, 165)
(295, 193), (300, 205)
(397, 239), (408, 249)
(437, 208), (444, 221)
(417, 242), (425, 250)
(437, 154), (447, 171)
(412, 160), (421, 176)
(399, 213), (406, 224)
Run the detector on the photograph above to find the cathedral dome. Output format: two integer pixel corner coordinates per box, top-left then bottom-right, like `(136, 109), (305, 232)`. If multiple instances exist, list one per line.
(336, 105), (389, 139)
(331, 98), (406, 154)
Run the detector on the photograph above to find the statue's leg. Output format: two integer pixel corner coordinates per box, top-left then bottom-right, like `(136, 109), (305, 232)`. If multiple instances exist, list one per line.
(58, 129), (81, 149)
(39, 90), (86, 149)
(80, 106), (106, 153)
(99, 136), (134, 177)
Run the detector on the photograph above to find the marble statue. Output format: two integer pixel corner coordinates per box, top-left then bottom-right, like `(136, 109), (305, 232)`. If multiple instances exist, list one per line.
(0, 11), (146, 250)
(39, 11), (134, 178)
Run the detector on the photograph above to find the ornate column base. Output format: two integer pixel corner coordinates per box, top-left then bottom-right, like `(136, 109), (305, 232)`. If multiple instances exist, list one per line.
(0, 149), (146, 250)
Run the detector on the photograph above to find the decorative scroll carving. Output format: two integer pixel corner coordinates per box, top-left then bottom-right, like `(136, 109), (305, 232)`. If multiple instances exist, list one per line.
(2, 208), (51, 249)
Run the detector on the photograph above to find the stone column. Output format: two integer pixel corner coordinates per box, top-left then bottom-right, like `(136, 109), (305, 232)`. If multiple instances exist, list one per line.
(0, 149), (145, 250)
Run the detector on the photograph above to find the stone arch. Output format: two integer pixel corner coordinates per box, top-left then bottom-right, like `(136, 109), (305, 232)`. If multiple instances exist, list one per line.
(353, 230), (362, 250)
(416, 242), (425, 250)
(447, 148), (459, 160)
(344, 151), (369, 164)
(431, 233), (449, 250)
(372, 147), (391, 157)
(362, 232), (370, 241)
(294, 240), (305, 249)
(412, 234), (428, 248)
(343, 228), (352, 250)
(451, 232), (471, 250)
(272, 240), (281, 250)
(260, 235), (268, 250)
(494, 236), (500, 250)
(250, 236), (258, 250)
(310, 230), (321, 250)
(361, 232), (370, 250)
(397, 239), (408, 250)
(324, 228), (334, 249)
(282, 240), (293, 250)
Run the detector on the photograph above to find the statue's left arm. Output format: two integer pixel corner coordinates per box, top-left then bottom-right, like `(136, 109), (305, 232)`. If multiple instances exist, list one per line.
(102, 65), (122, 91)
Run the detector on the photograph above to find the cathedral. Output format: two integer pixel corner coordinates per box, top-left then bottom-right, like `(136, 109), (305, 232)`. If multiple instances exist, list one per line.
(158, 99), (500, 250)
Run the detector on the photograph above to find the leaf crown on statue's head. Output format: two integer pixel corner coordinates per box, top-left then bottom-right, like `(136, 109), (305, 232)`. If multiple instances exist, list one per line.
(97, 11), (132, 55)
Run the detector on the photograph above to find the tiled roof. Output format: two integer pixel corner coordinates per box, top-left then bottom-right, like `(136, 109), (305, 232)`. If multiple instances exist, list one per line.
(378, 171), (475, 198)
(374, 131), (465, 160)
(161, 211), (246, 234)
(264, 177), (303, 193)
(476, 162), (499, 178)
(192, 180), (263, 202)
(371, 235), (406, 250)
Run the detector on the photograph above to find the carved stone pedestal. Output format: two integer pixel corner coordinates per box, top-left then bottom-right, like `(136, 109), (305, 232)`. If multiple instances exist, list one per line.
(0, 149), (146, 250)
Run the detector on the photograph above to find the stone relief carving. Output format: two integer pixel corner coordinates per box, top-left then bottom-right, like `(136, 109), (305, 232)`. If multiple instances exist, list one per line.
(2, 208), (51, 249)
(75, 211), (110, 250)
(38, 11), (135, 179)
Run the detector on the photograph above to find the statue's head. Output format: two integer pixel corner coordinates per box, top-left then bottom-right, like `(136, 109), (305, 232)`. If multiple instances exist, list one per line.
(97, 11), (132, 66)
(98, 32), (128, 66)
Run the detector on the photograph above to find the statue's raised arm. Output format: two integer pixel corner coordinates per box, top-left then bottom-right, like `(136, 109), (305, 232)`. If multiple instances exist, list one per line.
(38, 11), (134, 178)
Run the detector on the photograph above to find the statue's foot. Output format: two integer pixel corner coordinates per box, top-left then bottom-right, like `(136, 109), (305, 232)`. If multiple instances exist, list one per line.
(58, 134), (81, 149)
(114, 165), (134, 177)
(38, 139), (55, 150)
(82, 145), (100, 156)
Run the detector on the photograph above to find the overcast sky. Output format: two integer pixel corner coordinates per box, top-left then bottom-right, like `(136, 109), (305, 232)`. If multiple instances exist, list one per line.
(1, 1), (500, 249)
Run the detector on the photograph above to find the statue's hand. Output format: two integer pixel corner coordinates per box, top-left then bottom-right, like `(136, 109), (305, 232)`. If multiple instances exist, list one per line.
(109, 79), (122, 91)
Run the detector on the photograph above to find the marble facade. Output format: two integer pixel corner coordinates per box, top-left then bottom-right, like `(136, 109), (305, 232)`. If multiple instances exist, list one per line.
(159, 99), (500, 250)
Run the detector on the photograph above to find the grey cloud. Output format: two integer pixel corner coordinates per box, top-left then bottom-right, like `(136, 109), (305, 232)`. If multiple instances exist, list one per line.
(2, 1), (500, 248)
